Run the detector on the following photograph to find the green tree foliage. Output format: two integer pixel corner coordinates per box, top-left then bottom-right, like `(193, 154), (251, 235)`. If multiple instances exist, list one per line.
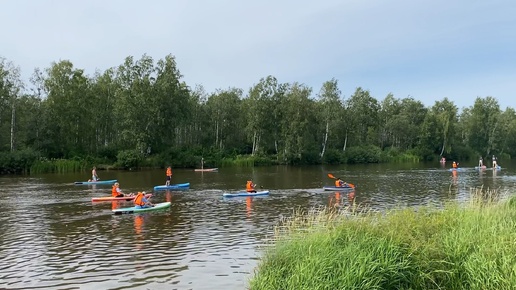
(1, 53), (516, 172)
(463, 97), (501, 157)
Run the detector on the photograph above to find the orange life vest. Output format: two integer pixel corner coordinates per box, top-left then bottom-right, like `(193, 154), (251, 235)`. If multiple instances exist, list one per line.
(112, 185), (119, 197)
(452, 162), (457, 168)
(166, 167), (172, 177)
(246, 181), (254, 192)
(134, 192), (145, 206)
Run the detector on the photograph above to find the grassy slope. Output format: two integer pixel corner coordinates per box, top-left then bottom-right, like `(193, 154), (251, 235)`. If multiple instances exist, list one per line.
(250, 194), (516, 290)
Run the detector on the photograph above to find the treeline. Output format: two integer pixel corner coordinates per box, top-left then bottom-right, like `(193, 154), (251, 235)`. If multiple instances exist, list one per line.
(1, 54), (515, 173)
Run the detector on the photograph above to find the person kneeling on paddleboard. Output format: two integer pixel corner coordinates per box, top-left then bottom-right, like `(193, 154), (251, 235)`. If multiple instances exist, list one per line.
(134, 192), (153, 208)
(246, 180), (257, 193)
(335, 178), (348, 187)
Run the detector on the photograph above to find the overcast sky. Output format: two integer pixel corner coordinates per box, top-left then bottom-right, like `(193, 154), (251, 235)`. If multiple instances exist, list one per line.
(1, 0), (515, 109)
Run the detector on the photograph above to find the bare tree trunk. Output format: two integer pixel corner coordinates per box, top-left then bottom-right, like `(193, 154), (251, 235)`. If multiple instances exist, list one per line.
(342, 131), (348, 151)
(252, 131), (257, 156)
(487, 121), (498, 155)
(10, 104), (15, 152)
(215, 120), (219, 149)
(320, 121), (329, 158)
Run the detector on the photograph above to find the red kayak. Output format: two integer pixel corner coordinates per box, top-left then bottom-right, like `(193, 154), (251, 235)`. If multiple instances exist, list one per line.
(92, 193), (152, 202)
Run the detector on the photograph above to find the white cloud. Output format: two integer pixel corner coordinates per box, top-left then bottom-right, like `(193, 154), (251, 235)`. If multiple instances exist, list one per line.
(1, 0), (515, 109)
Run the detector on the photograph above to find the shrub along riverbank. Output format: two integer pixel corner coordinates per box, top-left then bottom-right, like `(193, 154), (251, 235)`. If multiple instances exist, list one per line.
(0, 146), (427, 174)
(249, 190), (516, 290)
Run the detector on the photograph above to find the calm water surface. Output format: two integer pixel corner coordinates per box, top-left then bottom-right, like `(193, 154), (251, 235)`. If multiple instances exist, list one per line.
(1, 162), (515, 289)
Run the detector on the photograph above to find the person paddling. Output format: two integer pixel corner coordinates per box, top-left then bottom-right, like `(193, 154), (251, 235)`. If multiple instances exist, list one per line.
(134, 191), (153, 208)
(452, 161), (458, 169)
(335, 178), (348, 188)
(478, 157), (483, 167)
(246, 180), (257, 193)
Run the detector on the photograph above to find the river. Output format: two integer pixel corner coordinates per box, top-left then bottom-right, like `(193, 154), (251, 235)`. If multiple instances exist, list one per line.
(1, 161), (515, 289)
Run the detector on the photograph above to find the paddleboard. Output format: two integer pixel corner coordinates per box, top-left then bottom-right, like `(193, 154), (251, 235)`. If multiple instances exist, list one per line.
(112, 202), (171, 215)
(223, 190), (270, 197)
(92, 193), (152, 202)
(75, 179), (117, 185)
(323, 186), (355, 191)
(194, 168), (218, 172)
(153, 183), (190, 191)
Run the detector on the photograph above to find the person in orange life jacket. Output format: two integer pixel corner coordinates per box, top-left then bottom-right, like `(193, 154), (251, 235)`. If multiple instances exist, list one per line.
(134, 191), (153, 208)
(246, 180), (257, 193)
(112, 182), (129, 197)
(452, 161), (458, 169)
(165, 166), (172, 186)
(335, 178), (348, 187)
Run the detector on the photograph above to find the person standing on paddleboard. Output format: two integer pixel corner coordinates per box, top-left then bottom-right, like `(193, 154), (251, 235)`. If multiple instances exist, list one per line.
(92, 166), (99, 182)
(165, 166), (172, 186)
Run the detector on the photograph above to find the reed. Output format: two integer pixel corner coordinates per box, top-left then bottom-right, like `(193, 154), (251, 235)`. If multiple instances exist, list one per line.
(250, 188), (516, 290)
(220, 155), (275, 167)
(30, 159), (86, 174)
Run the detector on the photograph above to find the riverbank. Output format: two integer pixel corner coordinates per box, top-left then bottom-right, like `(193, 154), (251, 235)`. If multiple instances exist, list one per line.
(1, 146), (423, 174)
(249, 189), (516, 289)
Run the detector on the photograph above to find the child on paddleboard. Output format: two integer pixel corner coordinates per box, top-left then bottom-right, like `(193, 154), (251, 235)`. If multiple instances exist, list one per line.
(165, 166), (172, 186)
(246, 180), (257, 193)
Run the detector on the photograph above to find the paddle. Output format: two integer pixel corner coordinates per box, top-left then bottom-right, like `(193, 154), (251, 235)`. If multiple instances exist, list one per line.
(327, 173), (355, 188)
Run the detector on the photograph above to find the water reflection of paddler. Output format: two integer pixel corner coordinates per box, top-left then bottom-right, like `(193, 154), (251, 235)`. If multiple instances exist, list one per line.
(348, 190), (355, 202)
(134, 214), (144, 236)
(134, 214), (145, 251)
(246, 196), (252, 218)
(166, 190), (172, 203)
(452, 169), (458, 185)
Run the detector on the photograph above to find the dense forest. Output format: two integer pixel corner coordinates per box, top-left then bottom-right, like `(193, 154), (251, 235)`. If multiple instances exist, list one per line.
(1, 54), (515, 173)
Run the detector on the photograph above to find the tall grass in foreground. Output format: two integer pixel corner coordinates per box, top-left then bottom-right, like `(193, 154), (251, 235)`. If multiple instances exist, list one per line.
(250, 189), (516, 290)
